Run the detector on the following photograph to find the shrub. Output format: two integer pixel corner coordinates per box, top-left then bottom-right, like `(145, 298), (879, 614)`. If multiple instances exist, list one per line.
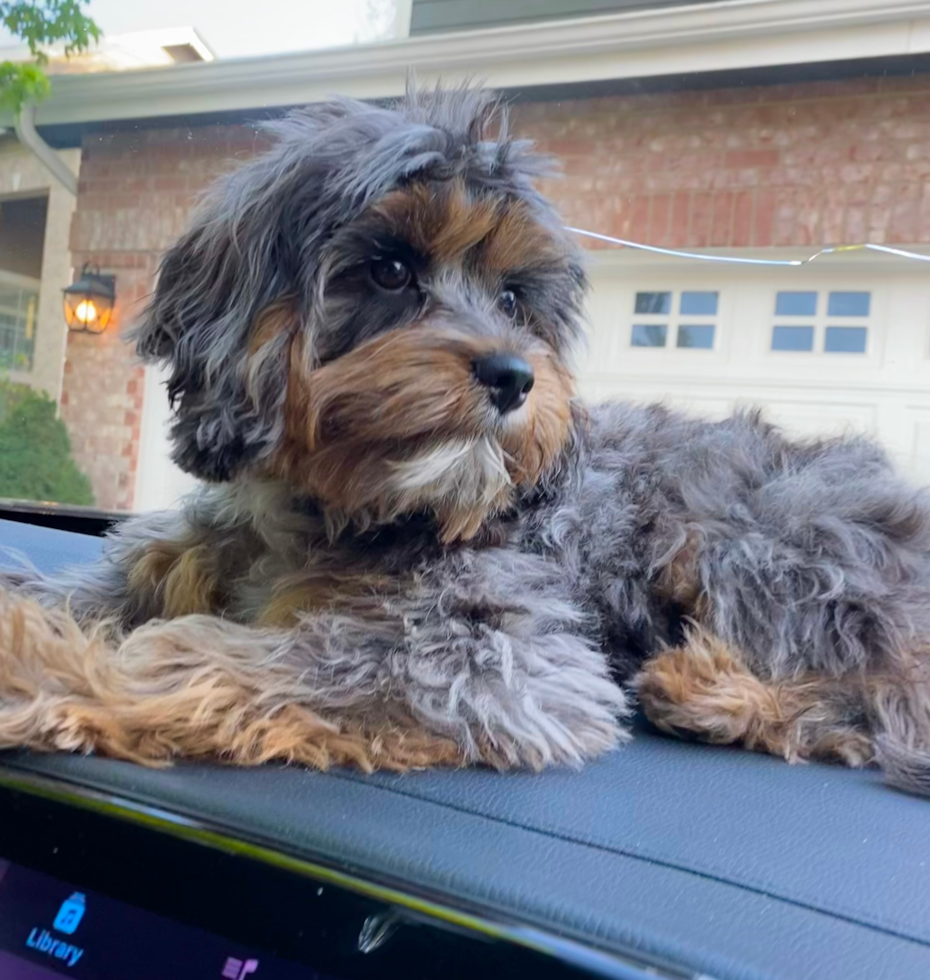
(0, 379), (94, 506)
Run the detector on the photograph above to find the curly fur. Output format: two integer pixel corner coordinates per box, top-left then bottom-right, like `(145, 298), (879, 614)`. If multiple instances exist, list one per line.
(3, 85), (930, 794)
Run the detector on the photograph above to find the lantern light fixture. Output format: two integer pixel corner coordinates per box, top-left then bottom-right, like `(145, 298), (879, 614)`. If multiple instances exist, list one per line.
(63, 264), (115, 334)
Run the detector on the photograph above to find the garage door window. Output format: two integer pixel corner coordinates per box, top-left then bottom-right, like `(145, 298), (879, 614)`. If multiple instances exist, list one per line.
(772, 290), (870, 354)
(631, 290), (718, 349)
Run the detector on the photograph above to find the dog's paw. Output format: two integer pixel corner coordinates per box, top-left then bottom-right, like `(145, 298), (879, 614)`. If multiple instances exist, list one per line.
(401, 628), (630, 771)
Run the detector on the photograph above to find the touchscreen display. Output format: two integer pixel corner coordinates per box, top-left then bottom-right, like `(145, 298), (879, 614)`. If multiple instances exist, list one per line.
(0, 857), (330, 979)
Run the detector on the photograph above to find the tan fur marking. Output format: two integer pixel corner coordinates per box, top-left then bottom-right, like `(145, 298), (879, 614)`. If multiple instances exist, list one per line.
(635, 626), (875, 766)
(258, 571), (398, 627)
(653, 529), (709, 616)
(248, 297), (298, 356)
(0, 588), (465, 772)
(128, 541), (219, 617)
(372, 181), (502, 264)
(479, 202), (565, 275)
(500, 348), (575, 487)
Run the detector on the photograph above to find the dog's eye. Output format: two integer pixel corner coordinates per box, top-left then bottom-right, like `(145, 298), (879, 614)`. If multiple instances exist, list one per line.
(370, 257), (413, 292)
(498, 289), (518, 319)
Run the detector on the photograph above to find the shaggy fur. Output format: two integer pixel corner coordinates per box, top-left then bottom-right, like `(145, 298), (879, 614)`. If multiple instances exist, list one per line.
(3, 86), (930, 794)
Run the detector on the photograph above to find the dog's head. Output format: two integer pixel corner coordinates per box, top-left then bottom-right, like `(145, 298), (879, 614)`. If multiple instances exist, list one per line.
(134, 86), (586, 541)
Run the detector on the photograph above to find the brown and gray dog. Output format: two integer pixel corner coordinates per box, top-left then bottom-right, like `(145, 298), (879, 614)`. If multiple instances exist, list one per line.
(3, 87), (930, 794)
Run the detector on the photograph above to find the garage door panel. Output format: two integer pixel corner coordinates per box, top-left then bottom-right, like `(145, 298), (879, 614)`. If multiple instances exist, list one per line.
(135, 366), (201, 511)
(735, 399), (879, 440)
(906, 410), (930, 487)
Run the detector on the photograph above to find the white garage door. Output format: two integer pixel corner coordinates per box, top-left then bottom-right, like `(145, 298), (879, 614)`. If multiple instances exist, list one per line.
(134, 366), (200, 512)
(580, 255), (930, 487)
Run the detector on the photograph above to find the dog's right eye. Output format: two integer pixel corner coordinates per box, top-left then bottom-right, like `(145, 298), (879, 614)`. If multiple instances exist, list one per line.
(370, 257), (413, 292)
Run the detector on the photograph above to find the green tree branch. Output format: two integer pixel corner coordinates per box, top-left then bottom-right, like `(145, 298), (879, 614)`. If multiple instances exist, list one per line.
(0, 1), (100, 111)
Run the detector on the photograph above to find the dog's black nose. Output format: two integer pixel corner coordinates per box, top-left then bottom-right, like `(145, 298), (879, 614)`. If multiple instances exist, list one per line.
(473, 353), (535, 414)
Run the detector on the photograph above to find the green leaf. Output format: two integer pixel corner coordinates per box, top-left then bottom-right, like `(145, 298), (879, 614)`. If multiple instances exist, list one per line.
(0, 2), (101, 112)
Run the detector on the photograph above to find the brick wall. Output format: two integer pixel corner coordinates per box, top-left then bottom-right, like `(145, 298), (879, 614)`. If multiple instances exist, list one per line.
(62, 74), (930, 509)
(63, 127), (263, 510)
(516, 74), (930, 249)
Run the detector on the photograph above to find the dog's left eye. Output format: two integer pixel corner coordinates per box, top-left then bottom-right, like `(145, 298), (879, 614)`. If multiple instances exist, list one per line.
(370, 257), (413, 292)
(498, 289), (518, 319)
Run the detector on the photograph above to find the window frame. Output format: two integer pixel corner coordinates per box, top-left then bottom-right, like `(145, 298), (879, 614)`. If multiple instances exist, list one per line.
(0, 268), (41, 376)
(628, 288), (720, 351)
(769, 288), (873, 357)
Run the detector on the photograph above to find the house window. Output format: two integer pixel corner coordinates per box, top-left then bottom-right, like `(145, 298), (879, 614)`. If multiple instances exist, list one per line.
(771, 290), (871, 354)
(631, 290), (718, 349)
(0, 282), (38, 372)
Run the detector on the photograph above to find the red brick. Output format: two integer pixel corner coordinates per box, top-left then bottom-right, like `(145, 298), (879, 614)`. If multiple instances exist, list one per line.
(649, 194), (672, 246)
(668, 191), (691, 247)
(732, 191), (754, 247)
(754, 189), (777, 247)
(689, 192), (714, 247)
(724, 149), (780, 169)
(709, 192), (734, 246)
(619, 196), (650, 240)
(889, 196), (921, 242)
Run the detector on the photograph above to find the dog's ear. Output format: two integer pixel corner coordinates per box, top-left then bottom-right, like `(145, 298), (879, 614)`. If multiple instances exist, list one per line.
(131, 134), (313, 482)
(132, 100), (398, 482)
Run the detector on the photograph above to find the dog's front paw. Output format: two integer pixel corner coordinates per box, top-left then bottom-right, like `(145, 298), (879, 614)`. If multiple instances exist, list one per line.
(401, 628), (630, 771)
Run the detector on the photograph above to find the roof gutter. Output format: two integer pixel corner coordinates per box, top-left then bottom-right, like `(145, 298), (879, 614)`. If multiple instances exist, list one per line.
(6, 0), (930, 134)
(14, 103), (77, 195)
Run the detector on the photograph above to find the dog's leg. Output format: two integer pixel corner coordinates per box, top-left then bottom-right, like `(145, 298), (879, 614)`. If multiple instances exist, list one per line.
(1, 509), (221, 628)
(634, 626), (873, 767)
(0, 575), (627, 771)
(0, 587), (463, 770)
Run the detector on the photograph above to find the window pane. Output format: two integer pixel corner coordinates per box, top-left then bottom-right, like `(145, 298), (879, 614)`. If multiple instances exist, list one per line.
(634, 291), (671, 315)
(827, 292), (871, 317)
(680, 291), (718, 315)
(772, 326), (814, 351)
(631, 324), (668, 347)
(775, 291), (818, 316)
(825, 326), (867, 353)
(677, 325), (715, 349)
(0, 285), (37, 371)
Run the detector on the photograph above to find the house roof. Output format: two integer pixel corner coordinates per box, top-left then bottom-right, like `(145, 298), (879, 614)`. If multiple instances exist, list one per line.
(12, 0), (930, 144)
(0, 27), (214, 75)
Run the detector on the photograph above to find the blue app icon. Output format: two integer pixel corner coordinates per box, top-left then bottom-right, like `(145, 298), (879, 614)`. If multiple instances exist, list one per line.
(53, 893), (86, 935)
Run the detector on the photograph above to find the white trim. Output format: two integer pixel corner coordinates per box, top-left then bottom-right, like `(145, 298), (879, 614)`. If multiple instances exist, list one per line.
(135, 366), (200, 511)
(13, 0), (930, 128)
(393, 0), (414, 39)
(585, 244), (930, 274)
(0, 268), (42, 291)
